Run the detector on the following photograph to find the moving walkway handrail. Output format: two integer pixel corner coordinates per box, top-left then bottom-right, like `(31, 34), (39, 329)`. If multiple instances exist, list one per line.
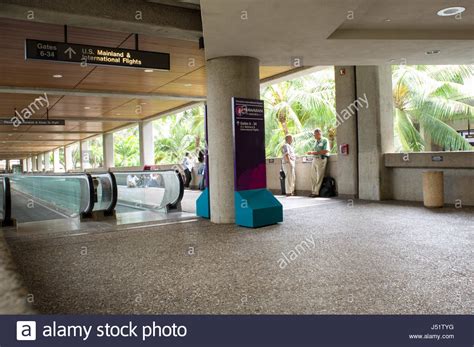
(113, 169), (184, 210)
(89, 172), (117, 216)
(106, 172), (118, 216)
(1, 177), (13, 227)
(6, 173), (95, 218)
(82, 173), (95, 217)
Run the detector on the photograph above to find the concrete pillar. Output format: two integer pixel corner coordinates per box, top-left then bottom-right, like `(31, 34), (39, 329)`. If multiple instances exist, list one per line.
(335, 66), (359, 198)
(32, 156), (37, 172)
(139, 121), (155, 166)
(27, 157), (32, 172)
(44, 152), (51, 172)
(206, 56), (260, 223)
(38, 154), (44, 172)
(53, 149), (60, 172)
(81, 141), (90, 170)
(5, 160), (10, 172)
(356, 65), (394, 200)
(65, 146), (73, 172)
(22, 159), (26, 172)
(103, 133), (114, 169)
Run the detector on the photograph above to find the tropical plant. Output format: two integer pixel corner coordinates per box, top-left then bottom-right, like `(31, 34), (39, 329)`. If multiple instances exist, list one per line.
(392, 65), (474, 152)
(262, 68), (337, 157)
(154, 105), (205, 164)
(114, 127), (140, 167)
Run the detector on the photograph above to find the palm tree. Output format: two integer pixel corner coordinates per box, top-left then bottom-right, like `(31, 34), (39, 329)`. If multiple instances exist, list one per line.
(154, 106), (205, 164)
(262, 68), (337, 157)
(114, 127), (140, 167)
(393, 65), (474, 152)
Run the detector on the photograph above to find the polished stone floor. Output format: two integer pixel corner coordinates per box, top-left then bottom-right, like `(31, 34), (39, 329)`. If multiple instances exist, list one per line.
(4, 197), (474, 314)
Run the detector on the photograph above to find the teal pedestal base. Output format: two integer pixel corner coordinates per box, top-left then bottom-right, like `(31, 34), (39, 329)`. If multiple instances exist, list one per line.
(234, 189), (283, 228)
(196, 187), (210, 219)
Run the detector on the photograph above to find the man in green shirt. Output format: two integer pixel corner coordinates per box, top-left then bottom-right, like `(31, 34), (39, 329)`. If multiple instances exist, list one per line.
(306, 128), (329, 197)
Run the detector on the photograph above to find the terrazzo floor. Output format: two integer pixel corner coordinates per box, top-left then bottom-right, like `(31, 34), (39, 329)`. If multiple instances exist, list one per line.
(5, 198), (474, 314)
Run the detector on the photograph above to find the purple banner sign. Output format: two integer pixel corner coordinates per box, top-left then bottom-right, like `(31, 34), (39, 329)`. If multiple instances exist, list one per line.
(232, 97), (267, 191)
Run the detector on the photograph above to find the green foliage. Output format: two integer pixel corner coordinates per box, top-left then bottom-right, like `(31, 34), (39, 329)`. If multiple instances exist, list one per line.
(154, 105), (205, 164)
(114, 127), (140, 167)
(262, 68), (337, 157)
(88, 137), (104, 168)
(392, 65), (474, 152)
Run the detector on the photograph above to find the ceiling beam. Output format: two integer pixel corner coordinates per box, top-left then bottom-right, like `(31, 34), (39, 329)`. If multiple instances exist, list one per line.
(0, 86), (206, 101)
(0, 0), (202, 41)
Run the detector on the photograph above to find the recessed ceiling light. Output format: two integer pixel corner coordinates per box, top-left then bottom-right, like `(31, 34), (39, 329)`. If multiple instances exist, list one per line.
(384, 18), (391, 22)
(426, 49), (441, 55)
(144, 69), (154, 73)
(84, 106), (91, 110)
(437, 7), (465, 16)
(53, 74), (63, 78)
(140, 102), (147, 105)
(116, 113), (121, 116)
(184, 83), (192, 87)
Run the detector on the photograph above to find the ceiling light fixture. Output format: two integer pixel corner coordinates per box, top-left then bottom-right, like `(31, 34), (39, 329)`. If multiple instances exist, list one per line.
(426, 49), (441, 55)
(184, 84), (192, 87)
(437, 7), (465, 16)
(53, 74), (63, 78)
(384, 18), (391, 22)
(144, 69), (154, 73)
(84, 106), (91, 110)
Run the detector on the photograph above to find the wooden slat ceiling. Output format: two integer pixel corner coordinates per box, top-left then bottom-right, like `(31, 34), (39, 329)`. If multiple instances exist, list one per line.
(0, 18), (294, 160)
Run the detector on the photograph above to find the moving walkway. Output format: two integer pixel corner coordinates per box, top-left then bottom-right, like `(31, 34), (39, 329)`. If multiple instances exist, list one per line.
(0, 170), (184, 225)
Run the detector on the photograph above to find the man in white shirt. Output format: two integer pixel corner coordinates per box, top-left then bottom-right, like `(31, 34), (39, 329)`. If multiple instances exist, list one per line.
(282, 134), (296, 196)
(182, 152), (193, 188)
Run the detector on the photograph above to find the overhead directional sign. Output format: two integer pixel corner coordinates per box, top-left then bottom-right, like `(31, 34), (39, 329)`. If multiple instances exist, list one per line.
(0, 118), (65, 126)
(25, 39), (170, 70)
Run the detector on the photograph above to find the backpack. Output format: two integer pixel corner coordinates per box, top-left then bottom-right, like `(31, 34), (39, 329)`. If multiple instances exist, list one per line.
(319, 177), (337, 197)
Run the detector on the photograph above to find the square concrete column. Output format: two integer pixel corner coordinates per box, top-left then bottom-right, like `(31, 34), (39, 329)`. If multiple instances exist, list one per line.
(22, 159), (27, 172)
(27, 157), (32, 172)
(335, 66), (359, 198)
(32, 156), (38, 172)
(38, 153), (44, 172)
(81, 141), (91, 170)
(206, 56), (260, 224)
(103, 133), (114, 169)
(65, 146), (74, 172)
(139, 121), (154, 166)
(5, 160), (10, 172)
(355, 65), (394, 200)
(44, 151), (51, 172)
(53, 149), (60, 172)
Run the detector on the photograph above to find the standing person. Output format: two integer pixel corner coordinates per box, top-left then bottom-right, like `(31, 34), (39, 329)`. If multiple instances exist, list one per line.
(282, 134), (296, 196)
(307, 128), (329, 197)
(182, 152), (193, 188)
(197, 149), (206, 191)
